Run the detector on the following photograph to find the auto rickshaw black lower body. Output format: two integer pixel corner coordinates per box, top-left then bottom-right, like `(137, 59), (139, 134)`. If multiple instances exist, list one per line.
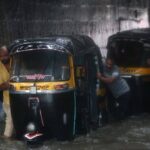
(123, 75), (150, 115)
(10, 89), (76, 143)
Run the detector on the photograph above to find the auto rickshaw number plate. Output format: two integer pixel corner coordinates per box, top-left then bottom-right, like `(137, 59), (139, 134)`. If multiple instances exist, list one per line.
(30, 86), (37, 94)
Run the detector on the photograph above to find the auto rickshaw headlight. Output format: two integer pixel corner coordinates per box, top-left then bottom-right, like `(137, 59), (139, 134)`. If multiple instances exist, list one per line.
(26, 122), (37, 133)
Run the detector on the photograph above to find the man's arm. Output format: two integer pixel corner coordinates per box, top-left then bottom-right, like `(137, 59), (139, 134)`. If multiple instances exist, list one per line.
(0, 82), (10, 90)
(97, 73), (116, 84)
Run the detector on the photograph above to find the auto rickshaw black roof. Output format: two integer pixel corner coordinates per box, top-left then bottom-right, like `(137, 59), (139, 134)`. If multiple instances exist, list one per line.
(108, 28), (150, 45)
(9, 35), (100, 56)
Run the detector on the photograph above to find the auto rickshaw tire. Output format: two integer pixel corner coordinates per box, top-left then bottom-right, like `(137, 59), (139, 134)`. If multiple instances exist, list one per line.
(56, 132), (75, 141)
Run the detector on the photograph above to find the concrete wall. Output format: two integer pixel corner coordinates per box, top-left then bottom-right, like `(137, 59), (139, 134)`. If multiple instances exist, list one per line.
(0, 0), (149, 56)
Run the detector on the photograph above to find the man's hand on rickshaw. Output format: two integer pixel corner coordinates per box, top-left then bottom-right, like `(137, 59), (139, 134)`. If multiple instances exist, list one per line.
(0, 82), (10, 90)
(97, 72), (102, 79)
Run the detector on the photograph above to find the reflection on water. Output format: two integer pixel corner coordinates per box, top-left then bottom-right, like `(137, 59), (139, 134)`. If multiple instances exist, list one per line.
(1, 114), (150, 150)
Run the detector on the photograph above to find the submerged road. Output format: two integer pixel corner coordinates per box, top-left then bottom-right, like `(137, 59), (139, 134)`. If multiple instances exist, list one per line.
(0, 114), (150, 150)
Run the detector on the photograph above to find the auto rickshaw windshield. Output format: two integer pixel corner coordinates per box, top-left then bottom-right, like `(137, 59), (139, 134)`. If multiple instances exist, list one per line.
(108, 40), (150, 67)
(10, 50), (70, 82)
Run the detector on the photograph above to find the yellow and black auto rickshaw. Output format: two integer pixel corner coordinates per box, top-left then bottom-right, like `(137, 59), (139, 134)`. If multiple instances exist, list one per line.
(107, 28), (150, 114)
(9, 35), (105, 143)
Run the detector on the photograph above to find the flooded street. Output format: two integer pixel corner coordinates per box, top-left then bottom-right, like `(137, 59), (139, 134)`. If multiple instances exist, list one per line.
(1, 114), (150, 150)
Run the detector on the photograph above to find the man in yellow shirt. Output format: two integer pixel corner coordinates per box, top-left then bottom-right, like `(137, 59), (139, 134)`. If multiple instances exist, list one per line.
(0, 46), (13, 138)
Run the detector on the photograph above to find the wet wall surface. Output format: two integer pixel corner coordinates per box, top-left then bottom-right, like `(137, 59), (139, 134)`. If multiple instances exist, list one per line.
(0, 0), (149, 56)
(1, 114), (150, 150)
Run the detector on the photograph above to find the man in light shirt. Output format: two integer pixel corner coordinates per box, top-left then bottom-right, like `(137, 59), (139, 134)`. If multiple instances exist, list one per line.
(97, 57), (130, 120)
(0, 46), (13, 138)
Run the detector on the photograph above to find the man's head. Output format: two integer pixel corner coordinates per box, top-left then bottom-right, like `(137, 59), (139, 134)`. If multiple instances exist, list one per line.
(0, 46), (10, 64)
(105, 57), (114, 70)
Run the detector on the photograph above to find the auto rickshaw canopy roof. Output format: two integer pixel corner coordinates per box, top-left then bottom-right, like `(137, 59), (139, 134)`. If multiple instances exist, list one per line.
(9, 35), (100, 56)
(108, 28), (150, 45)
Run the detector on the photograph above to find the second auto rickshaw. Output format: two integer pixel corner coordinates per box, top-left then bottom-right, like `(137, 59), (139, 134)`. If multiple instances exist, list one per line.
(107, 28), (150, 114)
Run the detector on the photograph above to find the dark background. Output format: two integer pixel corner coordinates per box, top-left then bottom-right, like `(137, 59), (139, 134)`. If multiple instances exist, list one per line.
(0, 0), (149, 55)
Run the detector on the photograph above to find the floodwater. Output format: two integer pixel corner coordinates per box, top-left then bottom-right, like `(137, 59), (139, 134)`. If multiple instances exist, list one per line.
(1, 114), (150, 150)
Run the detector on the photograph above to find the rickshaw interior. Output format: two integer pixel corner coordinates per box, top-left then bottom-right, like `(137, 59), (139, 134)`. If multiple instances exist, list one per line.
(75, 52), (101, 133)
